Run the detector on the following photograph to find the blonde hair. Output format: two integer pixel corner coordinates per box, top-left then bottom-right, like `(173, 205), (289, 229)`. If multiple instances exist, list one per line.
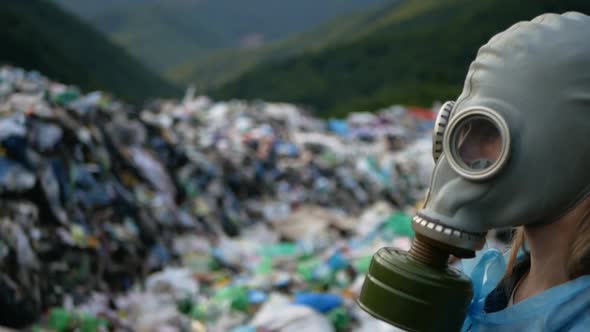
(505, 227), (526, 278)
(567, 207), (590, 278)
(505, 207), (590, 280)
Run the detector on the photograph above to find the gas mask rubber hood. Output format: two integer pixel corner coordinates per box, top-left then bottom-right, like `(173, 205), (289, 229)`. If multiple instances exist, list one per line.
(419, 11), (590, 252)
(358, 12), (590, 332)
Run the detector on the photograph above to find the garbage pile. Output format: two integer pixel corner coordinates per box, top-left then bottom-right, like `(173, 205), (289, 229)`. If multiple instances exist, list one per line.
(0, 66), (438, 331)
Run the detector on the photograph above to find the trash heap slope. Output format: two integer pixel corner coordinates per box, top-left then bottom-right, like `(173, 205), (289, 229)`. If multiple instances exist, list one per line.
(0, 66), (449, 331)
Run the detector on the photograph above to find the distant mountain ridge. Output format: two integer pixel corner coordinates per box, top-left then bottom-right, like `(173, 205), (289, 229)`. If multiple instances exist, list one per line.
(212, 0), (590, 117)
(54, 0), (391, 72)
(167, 1), (401, 91)
(0, 0), (180, 103)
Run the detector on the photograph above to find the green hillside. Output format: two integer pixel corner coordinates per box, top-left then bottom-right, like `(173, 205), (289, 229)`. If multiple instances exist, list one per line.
(212, 0), (590, 117)
(54, 0), (391, 72)
(0, 0), (180, 103)
(168, 1), (401, 91)
(169, 0), (463, 91)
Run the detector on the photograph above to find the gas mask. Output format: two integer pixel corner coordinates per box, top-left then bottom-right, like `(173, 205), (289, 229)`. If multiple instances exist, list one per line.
(358, 12), (590, 332)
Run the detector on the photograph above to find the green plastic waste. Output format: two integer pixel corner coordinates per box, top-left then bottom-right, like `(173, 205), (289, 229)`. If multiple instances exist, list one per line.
(48, 308), (71, 332)
(47, 308), (108, 332)
(177, 297), (194, 315)
(327, 307), (350, 332)
(214, 286), (249, 312)
(80, 313), (108, 332)
(259, 242), (297, 258)
(53, 88), (80, 106)
(353, 256), (372, 274)
(296, 258), (322, 281)
(383, 212), (414, 237)
(254, 256), (273, 275)
(191, 304), (205, 320)
(183, 182), (200, 198)
(192, 303), (222, 322)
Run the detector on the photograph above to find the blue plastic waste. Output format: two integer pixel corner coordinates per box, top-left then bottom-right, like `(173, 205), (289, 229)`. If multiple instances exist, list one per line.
(327, 251), (348, 270)
(247, 290), (267, 305)
(328, 119), (349, 136)
(230, 326), (255, 332)
(293, 292), (342, 313)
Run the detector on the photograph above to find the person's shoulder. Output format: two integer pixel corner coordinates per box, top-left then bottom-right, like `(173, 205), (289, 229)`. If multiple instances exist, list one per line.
(547, 278), (590, 331)
(562, 312), (590, 332)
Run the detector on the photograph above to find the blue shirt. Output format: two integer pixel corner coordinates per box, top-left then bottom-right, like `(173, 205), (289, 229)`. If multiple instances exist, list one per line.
(463, 251), (590, 331)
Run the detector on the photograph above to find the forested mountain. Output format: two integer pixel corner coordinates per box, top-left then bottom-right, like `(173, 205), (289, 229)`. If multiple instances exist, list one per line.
(54, 0), (391, 72)
(168, 0), (401, 91)
(213, 0), (590, 117)
(0, 0), (180, 103)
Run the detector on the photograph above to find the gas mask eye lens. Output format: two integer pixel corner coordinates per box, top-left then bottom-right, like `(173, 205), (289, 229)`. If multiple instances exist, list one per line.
(454, 117), (502, 171)
(444, 107), (510, 181)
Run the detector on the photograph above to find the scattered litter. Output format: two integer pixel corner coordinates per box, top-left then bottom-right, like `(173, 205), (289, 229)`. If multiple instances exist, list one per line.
(0, 66), (488, 331)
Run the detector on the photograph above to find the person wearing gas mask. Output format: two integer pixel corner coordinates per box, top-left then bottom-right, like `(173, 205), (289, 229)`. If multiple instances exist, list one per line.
(358, 12), (590, 332)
